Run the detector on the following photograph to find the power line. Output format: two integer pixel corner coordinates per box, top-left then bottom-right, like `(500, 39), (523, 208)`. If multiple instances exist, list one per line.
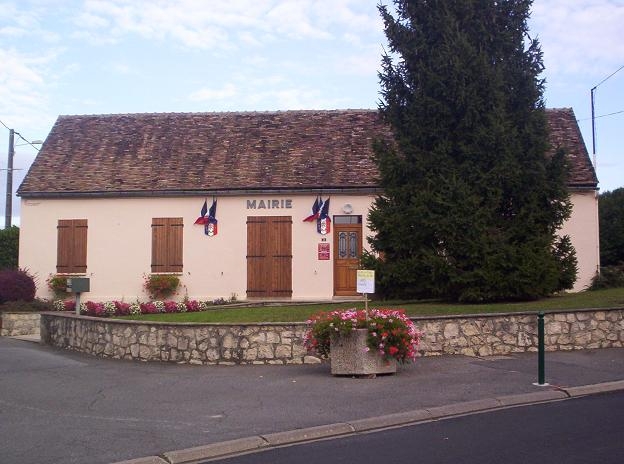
(591, 65), (624, 91)
(578, 109), (624, 122)
(591, 64), (624, 160)
(0, 119), (41, 151)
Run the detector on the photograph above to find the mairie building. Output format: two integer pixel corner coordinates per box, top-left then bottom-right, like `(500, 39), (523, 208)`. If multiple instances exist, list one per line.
(18, 109), (599, 302)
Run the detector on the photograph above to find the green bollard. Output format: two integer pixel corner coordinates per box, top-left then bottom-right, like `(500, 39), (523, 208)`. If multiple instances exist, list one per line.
(534, 311), (549, 386)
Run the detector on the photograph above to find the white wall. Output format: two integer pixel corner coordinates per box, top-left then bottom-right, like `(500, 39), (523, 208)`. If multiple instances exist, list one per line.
(19, 189), (597, 301)
(19, 194), (375, 301)
(559, 190), (600, 291)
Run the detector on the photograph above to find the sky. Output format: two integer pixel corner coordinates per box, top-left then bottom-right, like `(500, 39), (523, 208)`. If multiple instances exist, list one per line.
(1, 0), (623, 226)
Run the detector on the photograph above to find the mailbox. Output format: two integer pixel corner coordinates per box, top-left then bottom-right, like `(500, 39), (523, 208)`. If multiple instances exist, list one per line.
(66, 277), (90, 293)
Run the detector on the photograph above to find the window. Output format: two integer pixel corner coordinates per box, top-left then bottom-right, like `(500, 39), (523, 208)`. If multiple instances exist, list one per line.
(151, 217), (183, 273)
(57, 219), (88, 274)
(333, 215), (362, 224)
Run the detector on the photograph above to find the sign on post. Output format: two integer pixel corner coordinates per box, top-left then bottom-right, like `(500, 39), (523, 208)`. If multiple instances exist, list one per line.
(356, 270), (375, 294)
(357, 270), (375, 315)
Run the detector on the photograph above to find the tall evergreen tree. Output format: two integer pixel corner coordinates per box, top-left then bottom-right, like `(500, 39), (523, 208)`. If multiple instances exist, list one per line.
(367, 0), (576, 302)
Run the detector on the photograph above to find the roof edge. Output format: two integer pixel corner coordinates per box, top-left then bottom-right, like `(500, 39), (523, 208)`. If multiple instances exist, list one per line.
(18, 187), (383, 199)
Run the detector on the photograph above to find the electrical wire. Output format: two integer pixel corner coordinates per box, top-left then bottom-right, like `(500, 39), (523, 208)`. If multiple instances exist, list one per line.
(0, 118), (41, 151)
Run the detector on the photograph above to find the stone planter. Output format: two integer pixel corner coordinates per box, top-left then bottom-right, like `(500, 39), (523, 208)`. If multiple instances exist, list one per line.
(330, 328), (397, 376)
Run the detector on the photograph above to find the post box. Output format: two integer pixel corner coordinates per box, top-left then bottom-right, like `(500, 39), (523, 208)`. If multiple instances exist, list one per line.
(66, 277), (90, 293)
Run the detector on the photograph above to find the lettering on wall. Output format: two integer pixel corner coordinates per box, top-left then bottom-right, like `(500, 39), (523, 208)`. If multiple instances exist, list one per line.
(246, 199), (293, 209)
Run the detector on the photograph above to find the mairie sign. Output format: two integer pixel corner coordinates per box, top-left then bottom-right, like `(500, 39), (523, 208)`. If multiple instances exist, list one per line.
(246, 199), (293, 209)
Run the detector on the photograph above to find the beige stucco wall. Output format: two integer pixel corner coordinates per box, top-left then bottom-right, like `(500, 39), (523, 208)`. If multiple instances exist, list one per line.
(19, 189), (598, 301)
(20, 194), (376, 301)
(559, 189), (600, 291)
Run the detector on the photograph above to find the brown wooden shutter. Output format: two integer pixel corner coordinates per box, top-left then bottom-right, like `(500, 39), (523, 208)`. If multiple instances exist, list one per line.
(271, 216), (293, 297)
(57, 219), (88, 274)
(167, 218), (184, 273)
(246, 216), (268, 297)
(151, 218), (183, 273)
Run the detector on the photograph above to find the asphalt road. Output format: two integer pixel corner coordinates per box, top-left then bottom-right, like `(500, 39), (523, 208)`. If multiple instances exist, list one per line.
(207, 391), (624, 464)
(1, 336), (623, 464)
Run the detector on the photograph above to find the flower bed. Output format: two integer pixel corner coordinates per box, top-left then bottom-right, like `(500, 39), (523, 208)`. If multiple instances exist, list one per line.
(52, 299), (222, 317)
(304, 308), (423, 363)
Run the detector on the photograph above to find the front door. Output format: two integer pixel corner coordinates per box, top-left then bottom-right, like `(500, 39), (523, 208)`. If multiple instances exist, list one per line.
(247, 216), (293, 298)
(333, 216), (362, 296)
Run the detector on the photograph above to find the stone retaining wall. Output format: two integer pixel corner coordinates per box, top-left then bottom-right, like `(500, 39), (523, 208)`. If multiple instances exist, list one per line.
(415, 309), (624, 356)
(1, 312), (41, 337)
(40, 313), (314, 365)
(39, 308), (623, 364)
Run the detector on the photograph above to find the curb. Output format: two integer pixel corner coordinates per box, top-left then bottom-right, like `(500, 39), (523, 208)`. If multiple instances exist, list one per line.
(110, 380), (624, 464)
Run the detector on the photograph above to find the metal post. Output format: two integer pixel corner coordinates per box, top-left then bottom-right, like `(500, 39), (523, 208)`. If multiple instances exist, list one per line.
(534, 311), (549, 386)
(75, 292), (81, 316)
(5, 129), (15, 229)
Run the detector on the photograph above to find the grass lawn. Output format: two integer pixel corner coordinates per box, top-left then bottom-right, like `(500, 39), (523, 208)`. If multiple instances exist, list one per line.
(120, 287), (624, 324)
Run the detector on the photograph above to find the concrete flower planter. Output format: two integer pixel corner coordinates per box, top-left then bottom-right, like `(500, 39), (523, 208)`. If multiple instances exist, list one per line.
(330, 328), (397, 376)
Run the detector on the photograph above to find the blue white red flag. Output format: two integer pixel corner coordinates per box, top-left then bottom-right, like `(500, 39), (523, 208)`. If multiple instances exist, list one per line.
(317, 197), (331, 235)
(194, 200), (209, 225)
(303, 197), (321, 222)
(205, 199), (218, 236)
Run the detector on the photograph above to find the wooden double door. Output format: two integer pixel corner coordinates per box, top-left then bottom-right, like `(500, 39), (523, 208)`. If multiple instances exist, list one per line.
(246, 216), (293, 298)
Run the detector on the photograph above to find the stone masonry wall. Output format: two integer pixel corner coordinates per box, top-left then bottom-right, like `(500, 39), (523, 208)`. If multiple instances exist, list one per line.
(415, 309), (624, 356)
(40, 313), (316, 365)
(1, 312), (41, 337)
(39, 308), (623, 364)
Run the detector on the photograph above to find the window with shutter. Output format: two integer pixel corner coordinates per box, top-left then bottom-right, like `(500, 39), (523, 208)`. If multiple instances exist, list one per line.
(151, 218), (183, 273)
(56, 219), (88, 274)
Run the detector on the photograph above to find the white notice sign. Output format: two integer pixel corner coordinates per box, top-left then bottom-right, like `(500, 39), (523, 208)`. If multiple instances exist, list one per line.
(356, 270), (375, 294)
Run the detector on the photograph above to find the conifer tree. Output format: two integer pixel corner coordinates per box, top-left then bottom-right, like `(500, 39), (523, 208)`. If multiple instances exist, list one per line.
(367, 0), (576, 302)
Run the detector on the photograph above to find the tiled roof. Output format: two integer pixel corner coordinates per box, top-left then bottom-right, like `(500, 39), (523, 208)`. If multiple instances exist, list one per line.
(18, 108), (597, 197)
(545, 108), (598, 187)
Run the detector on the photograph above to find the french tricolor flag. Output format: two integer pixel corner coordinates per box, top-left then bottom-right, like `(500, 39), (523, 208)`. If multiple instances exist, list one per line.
(303, 197), (321, 222)
(317, 197), (331, 235)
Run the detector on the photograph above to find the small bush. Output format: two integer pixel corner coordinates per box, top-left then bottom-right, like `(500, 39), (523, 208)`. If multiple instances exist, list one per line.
(0, 269), (36, 304)
(0, 226), (19, 270)
(589, 265), (624, 290)
(0, 299), (53, 313)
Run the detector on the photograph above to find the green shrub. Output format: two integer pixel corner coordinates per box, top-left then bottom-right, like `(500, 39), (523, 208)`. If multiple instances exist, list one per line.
(0, 299), (52, 313)
(0, 226), (19, 269)
(589, 265), (624, 290)
(0, 268), (36, 304)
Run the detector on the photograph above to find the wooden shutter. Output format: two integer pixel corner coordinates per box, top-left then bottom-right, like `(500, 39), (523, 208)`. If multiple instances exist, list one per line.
(151, 217), (183, 273)
(246, 217), (268, 297)
(57, 219), (88, 274)
(246, 216), (292, 298)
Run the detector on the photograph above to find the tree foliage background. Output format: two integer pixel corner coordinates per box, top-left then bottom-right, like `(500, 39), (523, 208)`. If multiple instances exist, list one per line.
(0, 226), (19, 270)
(599, 187), (624, 266)
(366, 0), (576, 302)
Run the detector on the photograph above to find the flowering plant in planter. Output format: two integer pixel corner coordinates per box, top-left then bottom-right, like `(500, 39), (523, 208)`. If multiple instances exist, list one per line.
(143, 274), (180, 300)
(46, 274), (69, 298)
(304, 308), (422, 363)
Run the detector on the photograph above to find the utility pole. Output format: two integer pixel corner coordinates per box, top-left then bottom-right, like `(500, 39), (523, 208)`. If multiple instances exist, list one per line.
(5, 128), (15, 229)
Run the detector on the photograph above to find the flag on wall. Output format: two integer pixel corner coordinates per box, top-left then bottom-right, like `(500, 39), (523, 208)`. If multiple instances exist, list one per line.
(303, 197), (321, 222)
(194, 200), (209, 225)
(317, 197), (331, 235)
(194, 198), (218, 236)
(205, 199), (218, 236)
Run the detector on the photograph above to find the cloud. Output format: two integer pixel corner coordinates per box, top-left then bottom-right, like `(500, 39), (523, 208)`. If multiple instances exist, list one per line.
(531, 0), (624, 78)
(189, 83), (238, 101)
(0, 48), (54, 129)
(70, 0), (381, 50)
